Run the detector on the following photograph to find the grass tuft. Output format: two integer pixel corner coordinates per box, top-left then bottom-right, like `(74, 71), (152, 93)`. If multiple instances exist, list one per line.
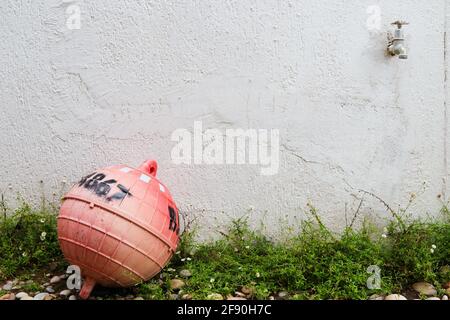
(0, 202), (63, 280)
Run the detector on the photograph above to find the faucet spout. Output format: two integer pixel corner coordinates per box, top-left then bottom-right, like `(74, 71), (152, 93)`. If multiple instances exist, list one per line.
(389, 41), (408, 59)
(397, 46), (408, 60)
(388, 21), (409, 60)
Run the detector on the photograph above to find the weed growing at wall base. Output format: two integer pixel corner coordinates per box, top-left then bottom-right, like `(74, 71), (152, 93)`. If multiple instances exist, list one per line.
(0, 201), (449, 300)
(144, 204), (450, 300)
(0, 203), (63, 279)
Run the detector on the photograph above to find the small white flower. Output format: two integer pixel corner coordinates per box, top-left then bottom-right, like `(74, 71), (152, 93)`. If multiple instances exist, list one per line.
(186, 257), (192, 261)
(245, 245), (250, 249)
(210, 278), (215, 283)
(40, 218), (45, 223)
(22, 252), (27, 257)
(430, 248), (435, 254)
(234, 248), (239, 252)
(256, 272), (260, 278)
(431, 244), (437, 249)
(167, 268), (175, 272)
(381, 234), (387, 238)
(40, 232), (47, 241)
(175, 251), (181, 255)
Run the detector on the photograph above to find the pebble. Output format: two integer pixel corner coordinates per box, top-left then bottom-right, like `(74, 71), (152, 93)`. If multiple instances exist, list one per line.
(0, 293), (15, 300)
(16, 292), (29, 299)
(33, 292), (49, 300)
(59, 289), (72, 297)
(2, 282), (13, 291)
(45, 286), (55, 293)
(425, 297), (440, 300)
(234, 291), (246, 298)
(369, 294), (385, 300)
(207, 293), (223, 300)
(21, 296), (34, 300)
(169, 279), (185, 290)
(442, 295), (448, 300)
(69, 295), (77, 300)
(412, 282), (437, 296)
(49, 276), (61, 284)
(179, 269), (192, 278)
(170, 294), (179, 300)
(0, 293), (10, 300)
(278, 291), (289, 299)
(134, 297), (144, 300)
(181, 294), (192, 300)
(385, 294), (407, 300)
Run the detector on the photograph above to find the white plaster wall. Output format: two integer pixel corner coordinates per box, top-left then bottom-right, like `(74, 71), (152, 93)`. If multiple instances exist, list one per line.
(0, 0), (449, 237)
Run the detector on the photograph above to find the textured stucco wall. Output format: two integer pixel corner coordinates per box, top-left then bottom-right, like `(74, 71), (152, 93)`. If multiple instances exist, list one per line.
(1, 0), (449, 238)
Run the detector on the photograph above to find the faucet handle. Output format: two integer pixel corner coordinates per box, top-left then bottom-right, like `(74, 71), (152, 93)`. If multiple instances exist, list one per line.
(391, 20), (409, 29)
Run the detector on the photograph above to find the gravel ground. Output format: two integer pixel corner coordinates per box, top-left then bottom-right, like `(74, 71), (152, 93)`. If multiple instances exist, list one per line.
(1, 270), (449, 301)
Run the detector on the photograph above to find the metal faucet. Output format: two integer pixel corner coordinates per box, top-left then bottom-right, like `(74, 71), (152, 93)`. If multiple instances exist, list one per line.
(387, 21), (409, 60)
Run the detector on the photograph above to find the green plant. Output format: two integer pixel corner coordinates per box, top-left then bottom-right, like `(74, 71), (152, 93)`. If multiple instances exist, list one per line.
(0, 202), (63, 280)
(137, 280), (165, 300)
(21, 281), (41, 293)
(382, 220), (450, 286)
(144, 204), (449, 300)
(0, 198), (448, 301)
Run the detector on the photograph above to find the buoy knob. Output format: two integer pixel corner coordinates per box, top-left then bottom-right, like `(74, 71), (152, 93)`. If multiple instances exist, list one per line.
(137, 159), (158, 177)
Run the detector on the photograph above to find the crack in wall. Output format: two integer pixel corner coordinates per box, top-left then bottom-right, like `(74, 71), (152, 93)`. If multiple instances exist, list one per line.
(280, 143), (354, 190)
(444, 0), (449, 200)
(280, 143), (320, 165)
